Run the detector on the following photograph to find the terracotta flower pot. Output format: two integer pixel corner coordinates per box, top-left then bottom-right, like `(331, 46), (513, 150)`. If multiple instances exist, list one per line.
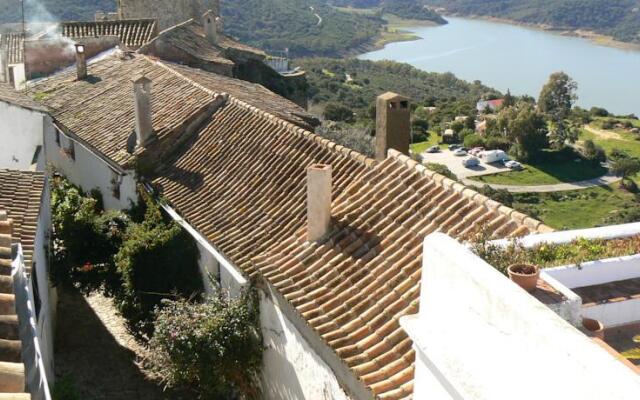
(507, 263), (540, 292)
(582, 318), (605, 340)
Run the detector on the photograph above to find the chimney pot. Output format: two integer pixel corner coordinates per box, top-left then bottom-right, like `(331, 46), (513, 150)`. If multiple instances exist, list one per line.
(203, 10), (218, 45)
(75, 43), (87, 80)
(375, 92), (411, 161)
(307, 164), (332, 242)
(132, 74), (155, 147)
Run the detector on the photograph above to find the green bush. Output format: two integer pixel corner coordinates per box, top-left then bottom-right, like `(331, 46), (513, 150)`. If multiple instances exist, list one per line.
(146, 290), (262, 399)
(426, 163), (457, 181)
(463, 133), (485, 149)
(323, 103), (355, 123)
(115, 198), (203, 338)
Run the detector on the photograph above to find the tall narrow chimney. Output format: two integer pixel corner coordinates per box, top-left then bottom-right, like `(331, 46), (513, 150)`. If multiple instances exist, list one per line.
(132, 75), (155, 147)
(307, 164), (332, 242)
(375, 92), (411, 161)
(0, 49), (7, 83)
(75, 44), (87, 80)
(203, 10), (218, 45)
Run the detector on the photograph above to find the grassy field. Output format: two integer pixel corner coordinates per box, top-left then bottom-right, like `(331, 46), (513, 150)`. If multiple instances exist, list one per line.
(410, 134), (445, 154)
(471, 153), (606, 186)
(514, 184), (635, 230)
(580, 127), (640, 157)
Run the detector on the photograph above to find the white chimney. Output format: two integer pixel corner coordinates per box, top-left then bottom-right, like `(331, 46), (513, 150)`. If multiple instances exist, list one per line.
(0, 49), (7, 83)
(307, 164), (332, 242)
(132, 75), (155, 147)
(75, 44), (87, 80)
(203, 10), (218, 45)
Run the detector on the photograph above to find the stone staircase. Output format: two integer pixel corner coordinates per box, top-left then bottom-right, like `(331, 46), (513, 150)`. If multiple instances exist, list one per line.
(0, 211), (29, 399)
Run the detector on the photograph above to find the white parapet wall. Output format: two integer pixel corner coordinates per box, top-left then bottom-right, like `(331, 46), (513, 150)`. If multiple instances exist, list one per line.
(402, 233), (640, 400)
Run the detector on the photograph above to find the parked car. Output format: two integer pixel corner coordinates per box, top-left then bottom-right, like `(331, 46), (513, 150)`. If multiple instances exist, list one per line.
(462, 157), (480, 168)
(470, 147), (485, 156)
(426, 146), (440, 153)
(505, 160), (523, 170)
(453, 148), (467, 157)
(448, 144), (461, 151)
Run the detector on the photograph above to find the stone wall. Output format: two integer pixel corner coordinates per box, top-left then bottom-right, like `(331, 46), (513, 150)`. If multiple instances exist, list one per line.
(117, 0), (220, 31)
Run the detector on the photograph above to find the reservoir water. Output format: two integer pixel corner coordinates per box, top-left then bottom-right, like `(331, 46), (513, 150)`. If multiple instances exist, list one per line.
(360, 17), (640, 116)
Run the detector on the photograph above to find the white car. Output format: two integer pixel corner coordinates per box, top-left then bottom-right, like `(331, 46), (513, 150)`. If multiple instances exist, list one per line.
(462, 157), (480, 168)
(453, 148), (467, 157)
(505, 160), (523, 170)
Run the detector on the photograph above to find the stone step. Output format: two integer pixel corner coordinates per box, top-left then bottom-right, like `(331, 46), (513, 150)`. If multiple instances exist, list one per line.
(0, 362), (24, 393)
(0, 340), (21, 364)
(0, 278), (12, 295)
(0, 317), (19, 341)
(0, 296), (15, 317)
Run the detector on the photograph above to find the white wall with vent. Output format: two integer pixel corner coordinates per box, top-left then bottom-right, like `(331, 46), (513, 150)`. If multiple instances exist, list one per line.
(0, 101), (46, 170)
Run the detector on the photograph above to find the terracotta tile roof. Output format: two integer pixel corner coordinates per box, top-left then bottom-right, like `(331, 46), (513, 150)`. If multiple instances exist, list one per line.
(28, 52), (315, 167)
(0, 33), (24, 64)
(0, 82), (47, 112)
(574, 277), (640, 307)
(139, 20), (235, 66)
(0, 210), (29, 398)
(253, 151), (551, 399)
(0, 170), (45, 270)
(60, 19), (158, 49)
(151, 88), (550, 398)
(152, 97), (369, 275)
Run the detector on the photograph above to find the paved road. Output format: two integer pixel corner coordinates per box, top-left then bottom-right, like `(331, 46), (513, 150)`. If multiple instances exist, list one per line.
(462, 173), (622, 193)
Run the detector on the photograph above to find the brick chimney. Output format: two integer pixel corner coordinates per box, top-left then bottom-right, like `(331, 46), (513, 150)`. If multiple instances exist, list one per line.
(375, 92), (411, 161)
(307, 164), (332, 242)
(0, 49), (7, 83)
(132, 75), (155, 147)
(203, 10), (218, 45)
(75, 44), (87, 80)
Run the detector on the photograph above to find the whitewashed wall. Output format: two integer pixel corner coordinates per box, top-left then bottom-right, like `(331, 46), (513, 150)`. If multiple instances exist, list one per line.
(260, 292), (350, 400)
(30, 182), (56, 383)
(0, 101), (46, 169)
(403, 233), (640, 400)
(44, 123), (137, 210)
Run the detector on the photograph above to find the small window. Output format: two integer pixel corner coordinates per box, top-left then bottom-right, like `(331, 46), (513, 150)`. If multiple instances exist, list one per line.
(61, 138), (75, 161)
(400, 101), (409, 109)
(55, 130), (60, 146)
(31, 264), (42, 320)
(389, 102), (397, 109)
(111, 172), (122, 200)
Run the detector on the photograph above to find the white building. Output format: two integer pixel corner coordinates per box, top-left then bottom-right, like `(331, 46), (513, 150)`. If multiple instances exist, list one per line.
(0, 82), (49, 170)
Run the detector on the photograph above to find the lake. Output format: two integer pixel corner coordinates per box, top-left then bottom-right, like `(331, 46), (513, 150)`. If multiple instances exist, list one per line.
(360, 17), (640, 116)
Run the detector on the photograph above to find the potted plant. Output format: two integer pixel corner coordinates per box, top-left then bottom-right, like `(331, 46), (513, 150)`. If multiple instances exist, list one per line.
(507, 263), (540, 292)
(582, 318), (605, 340)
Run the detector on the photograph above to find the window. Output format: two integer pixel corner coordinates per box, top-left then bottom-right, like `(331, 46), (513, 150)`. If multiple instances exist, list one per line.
(111, 172), (122, 200)
(31, 264), (42, 321)
(61, 139), (75, 161)
(55, 130), (60, 146)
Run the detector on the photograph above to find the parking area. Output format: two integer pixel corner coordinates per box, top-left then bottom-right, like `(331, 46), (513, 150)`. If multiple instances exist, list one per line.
(420, 149), (513, 179)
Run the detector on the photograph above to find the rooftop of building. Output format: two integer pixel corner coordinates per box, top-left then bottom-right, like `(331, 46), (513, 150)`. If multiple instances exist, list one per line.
(0, 81), (47, 112)
(0, 32), (24, 64)
(0, 210), (29, 399)
(27, 51), (316, 168)
(0, 169), (45, 269)
(59, 19), (158, 49)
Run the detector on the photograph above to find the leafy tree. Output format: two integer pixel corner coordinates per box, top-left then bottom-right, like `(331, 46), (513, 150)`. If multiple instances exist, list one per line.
(463, 133), (485, 149)
(496, 102), (548, 161)
(581, 139), (606, 164)
(323, 103), (355, 123)
(538, 72), (578, 147)
(411, 118), (430, 142)
(609, 149), (640, 191)
(503, 89), (516, 108)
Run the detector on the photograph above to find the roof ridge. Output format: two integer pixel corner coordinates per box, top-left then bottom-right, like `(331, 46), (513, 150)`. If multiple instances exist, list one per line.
(151, 56), (375, 168)
(387, 149), (553, 233)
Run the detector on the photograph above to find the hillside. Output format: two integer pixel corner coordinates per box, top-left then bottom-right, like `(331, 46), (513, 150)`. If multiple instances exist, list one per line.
(0, 0), (390, 57)
(328, 0), (447, 23)
(424, 0), (640, 43)
(298, 57), (500, 117)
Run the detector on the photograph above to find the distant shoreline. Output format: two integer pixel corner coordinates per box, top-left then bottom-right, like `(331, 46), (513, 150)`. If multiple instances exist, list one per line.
(443, 13), (640, 53)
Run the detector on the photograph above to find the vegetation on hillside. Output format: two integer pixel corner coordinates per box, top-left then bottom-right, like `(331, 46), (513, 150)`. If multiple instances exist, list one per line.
(0, 0), (115, 23)
(424, 0), (640, 43)
(329, 0), (447, 23)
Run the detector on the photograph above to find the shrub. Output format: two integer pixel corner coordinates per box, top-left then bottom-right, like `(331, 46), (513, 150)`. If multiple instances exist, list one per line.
(115, 199), (203, 338)
(601, 120), (615, 130)
(146, 290), (262, 399)
(463, 133), (485, 149)
(581, 140), (607, 164)
(478, 185), (513, 207)
(484, 136), (511, 151)
(590, 107), (609, 117)
(425, 163), (457, 181)
(323, 103), (355, 123)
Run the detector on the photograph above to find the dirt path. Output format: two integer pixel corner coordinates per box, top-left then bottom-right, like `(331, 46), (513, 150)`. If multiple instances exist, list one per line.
(584, 125), (624, 140)
(54, 288), (188, 400)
